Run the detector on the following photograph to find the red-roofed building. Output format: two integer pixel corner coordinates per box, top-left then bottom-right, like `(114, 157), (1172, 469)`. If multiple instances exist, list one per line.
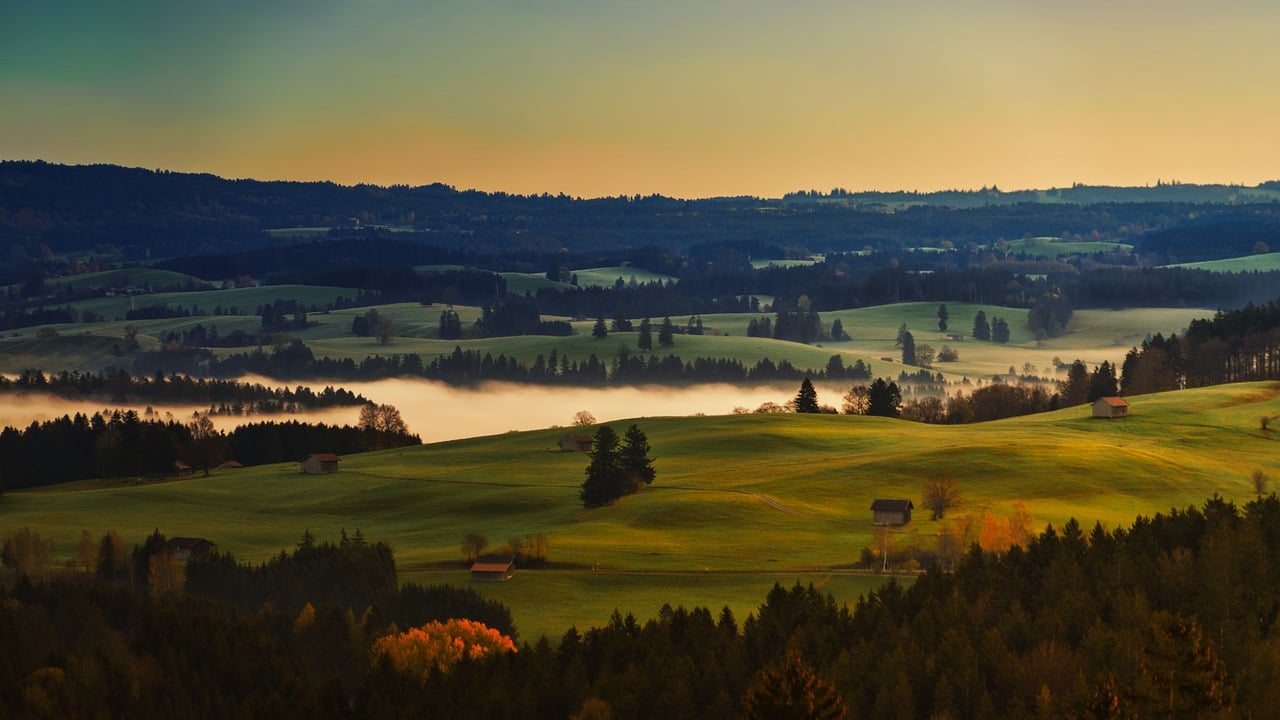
(471, 556), (516, 582)
(300, 453), (341, 474)
(1092, 397), (1129, 419)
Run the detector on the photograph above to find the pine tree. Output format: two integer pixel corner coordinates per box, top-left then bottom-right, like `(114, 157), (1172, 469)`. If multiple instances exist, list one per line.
(901, 331), (917, 365)
(592, 317), (608, 340)
(831, 318), (846, 340)
(794, 377), (820, 413)
(937, 303), (949, 332)
(991, 316), (1010, 343)
(637, 318), (653, 351)
(658, 317), (675, 347)
(619, 424), (655, 492)
(973, 311), (991, 341)
(580, 426), (623, 508)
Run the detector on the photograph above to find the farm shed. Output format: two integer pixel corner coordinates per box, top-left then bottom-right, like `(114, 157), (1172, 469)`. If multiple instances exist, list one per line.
(301, 453), (341, 474)
(167, 537), (215, 562)
(1092, 397), (1129, 419)
(871, 499), (914, 526)
(173, 461), (193, 477)
(471, 556), (516, 582)
(560, 433), (593, 452)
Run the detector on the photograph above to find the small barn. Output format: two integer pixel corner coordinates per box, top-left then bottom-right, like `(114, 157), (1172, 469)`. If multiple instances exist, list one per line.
(1092, 397), (1129, 419)
(301, 453), (341, 474)
(218, 460), (244, 470)
(470, 556), (516, 582)
(167, 537), (215, 562)
(871, 499), (914, 526)
(173, 461), (193, 477)
(560, 433), (593, 452)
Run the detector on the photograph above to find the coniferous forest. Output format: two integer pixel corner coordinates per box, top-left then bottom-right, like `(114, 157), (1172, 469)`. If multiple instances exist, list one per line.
(3, 496), (1278, 718)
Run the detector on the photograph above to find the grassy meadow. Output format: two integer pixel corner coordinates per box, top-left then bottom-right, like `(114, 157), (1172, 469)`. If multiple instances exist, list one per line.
(1166, 252), (1280, 273)
(3, 381), (1277, 639)
(1, 297), (1210, 387)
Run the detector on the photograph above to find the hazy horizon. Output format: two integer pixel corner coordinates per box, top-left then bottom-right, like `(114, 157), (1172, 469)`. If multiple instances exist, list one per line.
(4, 1), (1278, 199)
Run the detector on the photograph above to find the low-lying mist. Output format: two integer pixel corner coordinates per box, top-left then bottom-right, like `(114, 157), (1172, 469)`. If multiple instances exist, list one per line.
(2, 378), (850, 444)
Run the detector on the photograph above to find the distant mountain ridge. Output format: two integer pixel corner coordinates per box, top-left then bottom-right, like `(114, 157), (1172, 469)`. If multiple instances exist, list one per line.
(2, 160), (1279, 263)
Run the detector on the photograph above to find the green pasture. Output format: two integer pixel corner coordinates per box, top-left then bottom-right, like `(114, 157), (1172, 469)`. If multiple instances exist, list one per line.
(3, 381), (1278, 637)
(39, 268), (212, 290)
(45, 284), (361, 321)
(1167, 252), (1280, 273)
(265, 227), (332, 237)
(3, 299), (1210, 385)
(400, 569), (892, 642)
(750, 259), (820, 269)
(1002, 237), (1134, 258)
(562, 266), (676, 289)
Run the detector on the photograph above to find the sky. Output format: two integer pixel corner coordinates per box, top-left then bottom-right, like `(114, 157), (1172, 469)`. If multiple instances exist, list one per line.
(2, 0), (1278, 199)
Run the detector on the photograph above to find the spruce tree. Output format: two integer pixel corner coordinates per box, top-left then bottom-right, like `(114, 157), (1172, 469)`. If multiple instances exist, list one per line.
(937, 303), (949, 332)
(592, 317), (608, 340)
(794, 377), (820, 413)
(637, 318), (653, 351)
(972, 311), (991, 341)
(619, 424), (655, 492)
(658, 317), (675, 347)
(580, 426), (623, 508)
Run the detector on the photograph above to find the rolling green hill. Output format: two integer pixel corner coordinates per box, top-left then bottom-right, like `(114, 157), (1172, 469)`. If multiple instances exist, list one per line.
(3, 381), (1276, 639)
(1166, 252), (1280, 273)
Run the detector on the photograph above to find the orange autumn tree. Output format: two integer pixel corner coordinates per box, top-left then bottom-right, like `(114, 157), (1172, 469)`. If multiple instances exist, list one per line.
(979, 501), (1035, 552)
(371, 619), (516, 677)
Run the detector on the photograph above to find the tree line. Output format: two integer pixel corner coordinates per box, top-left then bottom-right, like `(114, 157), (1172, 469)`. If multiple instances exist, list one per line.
(0, 412), (420, 491)
(1118, 300), (1280, 393)
(195, 340), (874, 387)
(0, 368), (368, 415)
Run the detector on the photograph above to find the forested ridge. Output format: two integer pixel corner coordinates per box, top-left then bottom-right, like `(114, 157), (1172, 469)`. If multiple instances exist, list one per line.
(3, 497), (1278, 717)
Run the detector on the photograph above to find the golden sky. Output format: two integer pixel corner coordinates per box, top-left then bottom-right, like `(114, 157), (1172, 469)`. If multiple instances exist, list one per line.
(2, 1), (1277, 198)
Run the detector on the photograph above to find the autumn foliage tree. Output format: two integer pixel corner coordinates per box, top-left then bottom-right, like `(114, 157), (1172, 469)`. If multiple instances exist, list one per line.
(371, 619), (516, 678)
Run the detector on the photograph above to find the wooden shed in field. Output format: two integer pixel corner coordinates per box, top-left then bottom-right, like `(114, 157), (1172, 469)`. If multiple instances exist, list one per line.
(301, 453), (341, 474)
(167, 537), (215, 562)
(871, 499), (914, 526)
(1092, 397), (1129, 419)
(470, 556), (516, 582)
(559, 433), (593, 452)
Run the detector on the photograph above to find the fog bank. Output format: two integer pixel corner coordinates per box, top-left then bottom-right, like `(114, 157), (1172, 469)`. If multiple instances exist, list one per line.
(2, 378), (847, 443)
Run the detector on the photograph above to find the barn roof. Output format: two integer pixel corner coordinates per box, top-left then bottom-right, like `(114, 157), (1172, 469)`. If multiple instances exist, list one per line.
(471, 555), (515, 573)
(167, 537), (213, 549)
(1099, 397), (1129, 407)
(308, 453), (341, 462)
(871, 499), (914, 512)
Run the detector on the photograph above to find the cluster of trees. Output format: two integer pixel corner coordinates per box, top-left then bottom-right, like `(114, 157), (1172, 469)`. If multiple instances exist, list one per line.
(7, 497), (1280, 716)
(970, 310), (1010, 343)
(0, 368), (367, 414)
(350, 308), (396, 344)
(580, 424), (656, 508)
(0, 411), (420, 491)
(1118, 301), (1280, 393)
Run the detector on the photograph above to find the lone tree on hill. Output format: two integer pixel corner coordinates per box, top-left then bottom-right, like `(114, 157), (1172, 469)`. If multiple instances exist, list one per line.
(794, 377), (820, 413)
(937, 303), (949, 332)
(592, 317), (608, 340)
(923, 475), (961, 520)
(460, 533), (489, 563)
